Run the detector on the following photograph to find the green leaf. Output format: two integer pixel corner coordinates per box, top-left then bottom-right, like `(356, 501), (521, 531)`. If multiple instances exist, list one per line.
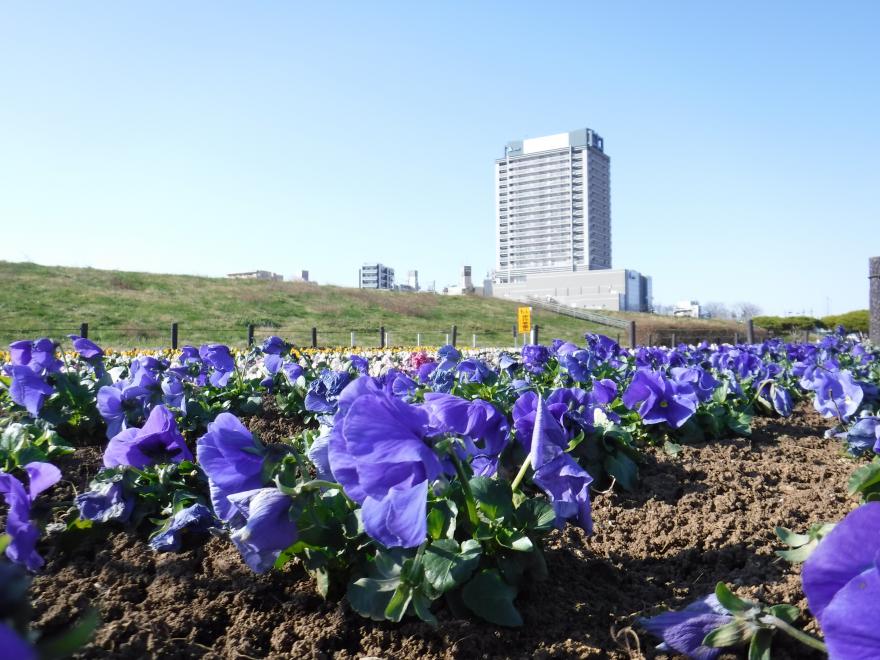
(426, 500), (457, 540)
(727, 409), (753, 436)
(461, 569), (523, 627)
(767, 604), (799, 625)
(776, 545), (817, 563)
(347, 577), (400, 621)
(384, 584), (413, 622)
(515, 498), (557, 533)
(603, 452), (639, 491)
(714, 582), (753, 614)
(703, 619), (752, 648)
(411, 590), (438, 626)
(423, 539), (481, 593)
(469, 477), (514, 521)
(848, 460), (880, 496)
(662, 440), (682, 457)
(748, 628), (773, 660)
(774, 526), (811, 548)
(0, 534), (10, 554)
(38, 609), (100, 659)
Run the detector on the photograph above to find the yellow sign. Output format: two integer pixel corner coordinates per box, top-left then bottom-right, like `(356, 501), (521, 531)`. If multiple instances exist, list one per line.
(517, 307), (531, 334)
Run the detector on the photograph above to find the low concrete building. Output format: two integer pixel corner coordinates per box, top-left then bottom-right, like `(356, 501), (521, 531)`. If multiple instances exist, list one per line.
(491, 268), (651, 312)
(227, 270), (283, 281)
(359, 263), (395, 290)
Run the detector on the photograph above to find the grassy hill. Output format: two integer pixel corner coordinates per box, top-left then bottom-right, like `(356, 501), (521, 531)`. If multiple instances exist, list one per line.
(0, 261), (748, 349)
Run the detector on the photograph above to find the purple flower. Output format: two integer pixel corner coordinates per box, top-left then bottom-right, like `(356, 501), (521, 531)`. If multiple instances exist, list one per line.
(8, 366), (54, 417)
(97, 383), (152, 439)
(639, 594), (733, 660)
(261, 336), (287, 356)
(0, 462), (61, 571)
(149, 503), (217, 553)
(228, 488), (297, 573)
(590, 379), (618, 405)
(421, 392), (510, 476)
(305, 369), (351, 414)
(456, 359), (494, 384)
(811, 370), (864, 421)
(417, 361), (438, 383)
(67, 335), (104, 360)
(103, 405), (192, 469)
(199, 344), (235, 387)
(328, 388), (442, 548)
(670, 367), (719, 403)
(521, 344), (550, 374)
(802, 502), (880, 659)
(282, 361), (304, 384)
(8, 338), (61, 374)
(512, 391), (569, 451)
(622, 369), (697, 429)
(75, 480), (134, 523)
(529, 397), (593, 533)
(349, 354), (369, 374)
(0, 624), (35, 660)
(197, 413), (267, 522)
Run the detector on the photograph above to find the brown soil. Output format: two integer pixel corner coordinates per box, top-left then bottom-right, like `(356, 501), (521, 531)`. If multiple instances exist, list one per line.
(28, 406), (858, 659)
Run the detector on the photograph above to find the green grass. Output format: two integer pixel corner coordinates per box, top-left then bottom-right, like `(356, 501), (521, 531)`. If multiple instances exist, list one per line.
(0, 261), (749, 349)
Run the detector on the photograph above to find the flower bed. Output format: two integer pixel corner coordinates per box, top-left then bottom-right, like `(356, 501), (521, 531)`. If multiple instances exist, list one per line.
(1, 332), (879, 658)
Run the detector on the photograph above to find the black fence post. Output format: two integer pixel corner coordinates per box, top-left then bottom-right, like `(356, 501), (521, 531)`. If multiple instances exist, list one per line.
(171, 322), (179, 350)
(671, 332), (676, 347)
(628, 321), (636, 348)
(451, 324), (458, 347)
(512, 324), (517, 345)
(79, 322), (89, 339)
(311, 327), (318, 348)
(380, 326), (386, 349)
(747, 319), (755, 344)
(247, 324), (255, 347)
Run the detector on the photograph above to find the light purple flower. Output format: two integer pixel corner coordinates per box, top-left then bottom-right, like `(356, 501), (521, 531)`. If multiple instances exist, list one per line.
(103, 405), (192, 469)
(0, 462), (61, 570)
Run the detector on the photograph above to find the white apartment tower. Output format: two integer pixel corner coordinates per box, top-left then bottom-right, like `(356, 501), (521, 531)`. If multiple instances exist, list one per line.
(495, 128), (611, 284)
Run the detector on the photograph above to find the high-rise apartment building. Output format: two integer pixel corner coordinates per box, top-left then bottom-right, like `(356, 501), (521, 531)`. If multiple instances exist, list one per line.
(495, 128), (610, 284)
(359, 263), (395, 289)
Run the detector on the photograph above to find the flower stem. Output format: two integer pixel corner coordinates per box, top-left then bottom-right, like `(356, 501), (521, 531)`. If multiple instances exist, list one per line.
(760, 615), (828, 653)
(449, 453), (479, 529)
(301, 479), (355, 506)
(510, 452), (532, 492)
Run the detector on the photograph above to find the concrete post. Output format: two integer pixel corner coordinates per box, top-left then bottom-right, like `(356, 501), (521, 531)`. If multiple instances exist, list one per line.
(380, 326), (385, 349)
(628, 321), (636, 348)
(871, 257), (880, 345)
(747, 319), (755, 344)
(350, 332), (355, 348)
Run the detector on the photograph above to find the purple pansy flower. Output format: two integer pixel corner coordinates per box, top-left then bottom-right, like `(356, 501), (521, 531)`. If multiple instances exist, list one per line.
(103, 405), (193, 469)
(197, 413), (267, 522)
(75, 480), (134, 523)
(199, 344), (235, 387)
(802, 502), (880, 659)
(0, 462), (61, 570)
(8, 366), (55, 417)
(622, 369), (697, 429)
(228, 487), (297, 573)
(521, 344), (550, 374)
(149, 503), (217, 553)
(328, 387), (442, 548)
(639, 594), (733, 660)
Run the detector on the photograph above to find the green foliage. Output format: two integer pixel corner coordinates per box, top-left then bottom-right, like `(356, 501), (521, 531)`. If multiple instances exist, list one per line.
(0, 419), (73, 472)
(775, 523), (836, 562)
(848, 457), (880, 501)
(822, 309), (869, 334)
(752, 315), (824, 333)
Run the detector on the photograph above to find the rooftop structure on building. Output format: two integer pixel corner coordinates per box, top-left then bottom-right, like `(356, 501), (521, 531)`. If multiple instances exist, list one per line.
(359, 263), (395, 290)
(227, 270), (283, 281)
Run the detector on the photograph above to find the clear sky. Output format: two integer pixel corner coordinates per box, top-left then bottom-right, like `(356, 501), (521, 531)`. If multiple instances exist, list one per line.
(1, 2), (877, 315)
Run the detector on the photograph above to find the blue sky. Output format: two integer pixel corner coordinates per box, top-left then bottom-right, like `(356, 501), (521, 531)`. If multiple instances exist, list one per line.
(1, 2), (877, 315)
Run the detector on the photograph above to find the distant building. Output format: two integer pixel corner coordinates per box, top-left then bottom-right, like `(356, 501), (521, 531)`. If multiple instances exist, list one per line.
(288, 270), (310, 282)
(673, 300), (701, 318)
(495, 128), (611, 284)
(227, 270), (283, 281)
(359, 263), (395, 290)
(407, 270), (419, 291)
(492, 268), (652, 312)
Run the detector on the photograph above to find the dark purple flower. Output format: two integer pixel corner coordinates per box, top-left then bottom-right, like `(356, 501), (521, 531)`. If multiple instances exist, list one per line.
(282, 361), (304, 384)
(8, 366), (54, 417)
(590, 378), (618, 405)
(97, 383), (152, 439)
(261, 335), (287, 356)
(802, 502), (880, 659)
(305, 369), (351, 414)
(521, 344), (550, 373)
(9, 338), (62, 374)
(228, 488), (297, 573)
(0, 624), (35, 660)
(529, 397), (593, 533)
(199, 344), (235, 387)
(456, 359), (494, 384)
(512, 391), (569, 451)
(417, 361), (438, 383)
(0, 462), (61, 571)
(639, 594), (733, 660)
(161, 375), (185, 409)
(75, 480), (134, 523)
(103, 405), (192, 469)
(622, 369), (697, 428)
(328, 388), (442, 548)
(670, 367), (719, 403)
(149, 503), (217, 553)
(197, 413), (267, 522)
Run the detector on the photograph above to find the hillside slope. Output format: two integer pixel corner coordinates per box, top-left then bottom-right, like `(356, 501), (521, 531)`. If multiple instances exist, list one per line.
(0, 261), (747, 348)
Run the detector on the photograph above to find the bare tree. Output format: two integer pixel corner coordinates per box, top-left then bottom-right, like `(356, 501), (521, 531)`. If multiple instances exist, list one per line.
(652, 303), (674, 316)
(732, 302), (762, 320)
(702, 301), (730, 319)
